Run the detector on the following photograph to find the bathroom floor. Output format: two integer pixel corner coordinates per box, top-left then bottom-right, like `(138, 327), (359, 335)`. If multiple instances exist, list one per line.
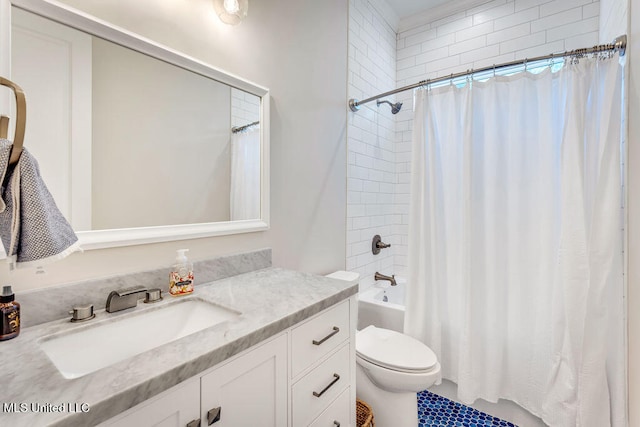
(418, 390), (518, 427)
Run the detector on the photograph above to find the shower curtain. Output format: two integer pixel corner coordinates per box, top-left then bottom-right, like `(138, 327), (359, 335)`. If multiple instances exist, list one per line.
(230, 126), (260, 220)
(405, 55), (625, 426)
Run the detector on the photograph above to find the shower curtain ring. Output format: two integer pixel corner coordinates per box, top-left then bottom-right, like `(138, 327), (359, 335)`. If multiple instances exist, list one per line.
(493, 64), (496, 77)
(524, 59), (528, 72)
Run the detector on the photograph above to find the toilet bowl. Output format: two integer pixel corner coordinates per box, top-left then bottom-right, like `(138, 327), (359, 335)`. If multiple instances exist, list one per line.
(356, 325), (441, 427)
(325, 272), (441, 427)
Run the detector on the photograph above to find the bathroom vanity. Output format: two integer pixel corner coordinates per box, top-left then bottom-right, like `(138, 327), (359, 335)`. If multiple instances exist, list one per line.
(0, 267), (358, 427)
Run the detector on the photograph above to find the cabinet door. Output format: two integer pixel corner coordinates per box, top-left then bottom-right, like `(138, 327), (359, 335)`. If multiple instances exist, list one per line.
(200, 333), (287, 427)
(98, 377), (200, 427)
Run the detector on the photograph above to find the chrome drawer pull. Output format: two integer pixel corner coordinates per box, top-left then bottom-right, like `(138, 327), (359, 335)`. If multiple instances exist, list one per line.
(312, 373), (340, 397)
(312, 326), (340, 346)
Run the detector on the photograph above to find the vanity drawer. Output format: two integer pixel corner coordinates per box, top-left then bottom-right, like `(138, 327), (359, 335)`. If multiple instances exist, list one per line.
(309, 387), (351, 427)
(292, 344), (350, 427)
(292, 300), (350, 377)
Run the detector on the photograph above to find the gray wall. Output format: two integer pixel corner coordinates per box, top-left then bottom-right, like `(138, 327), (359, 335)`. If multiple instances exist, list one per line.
(2, 0), (348, 290)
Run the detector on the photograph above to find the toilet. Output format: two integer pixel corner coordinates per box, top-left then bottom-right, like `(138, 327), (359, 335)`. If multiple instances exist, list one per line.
(326, 271), (442, 427)
(356, 325), (441, 427)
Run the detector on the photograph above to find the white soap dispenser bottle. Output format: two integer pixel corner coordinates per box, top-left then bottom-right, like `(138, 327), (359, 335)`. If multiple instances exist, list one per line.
(169, 249), (194, 296)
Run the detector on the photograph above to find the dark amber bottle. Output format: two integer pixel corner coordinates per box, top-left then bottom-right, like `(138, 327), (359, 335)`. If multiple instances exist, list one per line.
(0, 285), (20, 341)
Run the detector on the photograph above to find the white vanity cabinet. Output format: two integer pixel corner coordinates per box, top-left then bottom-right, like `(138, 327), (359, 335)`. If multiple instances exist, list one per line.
(98, 377), (201, 427)
(200, 333), (288, 427)
(291, 299), (353, 427)
(98, 333), (287, 427)
(98, 296), (356, 427)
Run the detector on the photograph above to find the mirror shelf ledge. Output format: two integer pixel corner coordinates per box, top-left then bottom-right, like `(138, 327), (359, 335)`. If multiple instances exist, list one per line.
(78, 219), (270, 251)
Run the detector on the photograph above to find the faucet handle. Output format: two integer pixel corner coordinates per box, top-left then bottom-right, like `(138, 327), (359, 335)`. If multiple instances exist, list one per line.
(69, 304), (95, 322)
(144, 288), (163, 303)
(372, 235), (391, 254)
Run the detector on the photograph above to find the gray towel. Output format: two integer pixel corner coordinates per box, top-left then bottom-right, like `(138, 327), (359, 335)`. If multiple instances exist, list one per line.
(0, 139), (79, 268)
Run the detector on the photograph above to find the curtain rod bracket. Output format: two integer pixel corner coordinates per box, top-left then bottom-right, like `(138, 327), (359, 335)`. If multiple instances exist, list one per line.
(349, 98), (360, 112)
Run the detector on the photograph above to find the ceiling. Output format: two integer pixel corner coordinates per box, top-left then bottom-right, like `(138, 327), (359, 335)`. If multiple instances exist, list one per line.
(386, 0), (450, 19)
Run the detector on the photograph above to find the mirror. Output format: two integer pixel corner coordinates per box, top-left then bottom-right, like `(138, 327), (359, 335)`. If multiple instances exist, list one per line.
(1, 0), (270, 249)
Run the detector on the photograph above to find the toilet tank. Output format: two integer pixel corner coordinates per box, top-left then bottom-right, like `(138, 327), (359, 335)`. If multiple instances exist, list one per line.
(325, 271), (360, 285)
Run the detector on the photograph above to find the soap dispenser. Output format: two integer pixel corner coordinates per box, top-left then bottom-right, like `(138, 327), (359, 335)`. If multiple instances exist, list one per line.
(0, 285), (20, 341)
(169, 249), (194, 296)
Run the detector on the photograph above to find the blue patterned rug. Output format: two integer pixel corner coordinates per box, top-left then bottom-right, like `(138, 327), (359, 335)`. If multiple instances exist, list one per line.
(418, 390), (518, 427)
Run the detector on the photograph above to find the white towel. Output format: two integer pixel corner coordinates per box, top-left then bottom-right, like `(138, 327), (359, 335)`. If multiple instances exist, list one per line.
(0, 139), (80, 268)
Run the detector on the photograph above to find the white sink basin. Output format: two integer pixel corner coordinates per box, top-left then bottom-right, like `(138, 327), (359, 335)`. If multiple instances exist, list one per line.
(39, 299), (241, 379)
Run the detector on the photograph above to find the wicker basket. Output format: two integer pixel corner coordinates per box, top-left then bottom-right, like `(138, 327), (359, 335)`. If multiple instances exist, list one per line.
(356, 398), (374, 427)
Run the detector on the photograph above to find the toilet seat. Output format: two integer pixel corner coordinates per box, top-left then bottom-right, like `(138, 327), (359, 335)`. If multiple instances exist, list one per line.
(356, 325), (438, 373)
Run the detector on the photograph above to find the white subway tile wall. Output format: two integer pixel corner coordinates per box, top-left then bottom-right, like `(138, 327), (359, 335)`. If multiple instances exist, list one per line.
(231, 88), (260, 127)
(348, 0), (601, 287)
(348, 0), (397, 291)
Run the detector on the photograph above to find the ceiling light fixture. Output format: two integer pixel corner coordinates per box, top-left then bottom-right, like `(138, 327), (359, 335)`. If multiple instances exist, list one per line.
(213, 0), (248, 25)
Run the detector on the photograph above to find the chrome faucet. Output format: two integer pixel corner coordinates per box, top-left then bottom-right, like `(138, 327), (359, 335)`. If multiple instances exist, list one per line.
(374, 272), (397, 286)
(105, 286), (148, 313)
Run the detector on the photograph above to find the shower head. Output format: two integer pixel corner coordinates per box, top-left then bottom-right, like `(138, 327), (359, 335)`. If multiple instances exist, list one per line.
(377, 99), (403, 114)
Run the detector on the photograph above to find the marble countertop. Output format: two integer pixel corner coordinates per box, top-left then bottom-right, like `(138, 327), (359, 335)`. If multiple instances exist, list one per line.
(0, 267), (357, 427)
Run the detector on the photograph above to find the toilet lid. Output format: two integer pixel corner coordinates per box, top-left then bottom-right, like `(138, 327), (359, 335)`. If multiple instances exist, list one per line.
(356, 326), (438, 372)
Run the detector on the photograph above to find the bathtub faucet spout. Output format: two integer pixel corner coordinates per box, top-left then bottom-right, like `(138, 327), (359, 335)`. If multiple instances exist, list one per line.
(375, 272), (397, 286)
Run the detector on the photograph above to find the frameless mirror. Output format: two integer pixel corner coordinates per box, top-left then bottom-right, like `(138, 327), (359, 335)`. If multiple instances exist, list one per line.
(1, 0), (270, 249)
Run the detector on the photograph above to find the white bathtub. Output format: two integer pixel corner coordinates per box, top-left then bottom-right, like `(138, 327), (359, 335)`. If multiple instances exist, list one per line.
(357, 279), (405, 332)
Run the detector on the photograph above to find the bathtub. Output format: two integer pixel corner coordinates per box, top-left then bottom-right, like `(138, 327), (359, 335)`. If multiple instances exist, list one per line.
(357, 279), (405, 332)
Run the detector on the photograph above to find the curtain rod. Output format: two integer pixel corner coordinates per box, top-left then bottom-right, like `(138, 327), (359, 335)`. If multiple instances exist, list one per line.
(231, 120), (259, 134)
(348, 35), (627, 112)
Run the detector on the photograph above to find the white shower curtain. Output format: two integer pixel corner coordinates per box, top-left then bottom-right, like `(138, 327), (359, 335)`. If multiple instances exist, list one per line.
(405, 56), (625, 426)
(230, 126), (260, 220)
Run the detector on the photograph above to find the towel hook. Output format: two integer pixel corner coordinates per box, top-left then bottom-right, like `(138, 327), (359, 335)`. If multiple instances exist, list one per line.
(0, 77), (26, 166)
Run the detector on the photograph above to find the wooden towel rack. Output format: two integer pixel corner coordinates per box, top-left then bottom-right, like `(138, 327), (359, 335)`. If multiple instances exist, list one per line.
(0, 77), (26, 166)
